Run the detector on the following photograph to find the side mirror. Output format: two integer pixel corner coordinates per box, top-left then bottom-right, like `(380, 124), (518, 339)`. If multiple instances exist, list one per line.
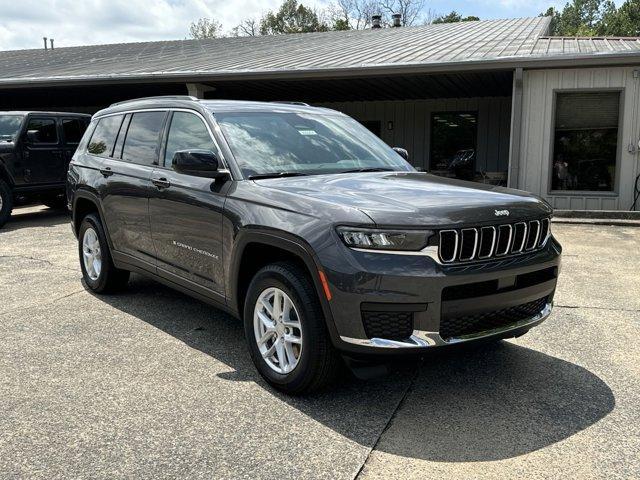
(26, 130), (40, 143)
(172, 150), (224, 178)
(393, 147), (409, 161)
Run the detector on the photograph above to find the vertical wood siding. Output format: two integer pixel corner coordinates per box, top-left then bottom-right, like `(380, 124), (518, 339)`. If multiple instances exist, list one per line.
(519, 67), (640, 211)
(316, 97), (512, 174)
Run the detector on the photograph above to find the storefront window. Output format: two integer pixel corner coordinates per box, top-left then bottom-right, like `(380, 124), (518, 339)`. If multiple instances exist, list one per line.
(430, 112), (477, 181)
(552, 92), (619, 192)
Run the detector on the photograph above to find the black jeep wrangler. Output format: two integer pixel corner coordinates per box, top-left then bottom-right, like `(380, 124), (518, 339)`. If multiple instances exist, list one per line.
(0, 111), (90, 227)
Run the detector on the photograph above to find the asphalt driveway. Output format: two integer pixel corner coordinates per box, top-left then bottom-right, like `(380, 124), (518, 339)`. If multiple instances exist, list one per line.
(1, 206), (638, 479)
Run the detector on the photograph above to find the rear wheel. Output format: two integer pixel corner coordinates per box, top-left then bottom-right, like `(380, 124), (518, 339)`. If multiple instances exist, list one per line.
(244, 262), (340, 394)
(78, 213), (130, 293)
(0, 179), (13, 229)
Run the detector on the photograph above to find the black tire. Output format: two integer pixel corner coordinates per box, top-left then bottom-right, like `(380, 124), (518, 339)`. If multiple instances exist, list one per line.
(78, 213), (130, 293)
(244, 261), (341, 394)
(42, 194), (67, 211)
(0, 178), (13, 229)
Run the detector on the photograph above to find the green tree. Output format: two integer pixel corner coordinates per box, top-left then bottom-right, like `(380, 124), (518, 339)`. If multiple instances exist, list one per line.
(332, 18), (351, 30)
(260, 0), (329, 34)
(189, 18), (223, 39)
(601, 0), (640, 35)
(539, 0), (638, 36)
(432, 11), (480, 24)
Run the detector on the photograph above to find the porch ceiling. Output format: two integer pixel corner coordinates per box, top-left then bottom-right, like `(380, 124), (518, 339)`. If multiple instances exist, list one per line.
(0, 71), (513, 112)
(204, 71), (514, 102)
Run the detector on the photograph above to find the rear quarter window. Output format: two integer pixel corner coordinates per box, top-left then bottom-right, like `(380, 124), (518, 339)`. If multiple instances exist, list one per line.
(88, 115), (125, 157)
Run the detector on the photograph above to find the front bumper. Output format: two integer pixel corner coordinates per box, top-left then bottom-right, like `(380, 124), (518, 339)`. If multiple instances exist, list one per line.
(318, 236), (561, 355)
(340, 302), (552, 349)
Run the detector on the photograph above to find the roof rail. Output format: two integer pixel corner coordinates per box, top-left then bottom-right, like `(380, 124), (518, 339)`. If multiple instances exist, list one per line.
(110, 95), (199, 107)
(270, 101), (310, 106)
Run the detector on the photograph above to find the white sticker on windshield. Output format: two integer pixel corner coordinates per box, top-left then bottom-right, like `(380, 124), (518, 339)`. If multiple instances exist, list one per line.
(298, 129), (317, 136)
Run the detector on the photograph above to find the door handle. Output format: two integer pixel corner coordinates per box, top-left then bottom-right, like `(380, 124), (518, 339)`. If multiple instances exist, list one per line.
(152, 177), (171, 189)
(99, 167), (114, 177)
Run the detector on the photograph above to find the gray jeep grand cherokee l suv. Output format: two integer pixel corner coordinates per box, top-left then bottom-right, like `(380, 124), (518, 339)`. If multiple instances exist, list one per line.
(68, 96), (561, 394)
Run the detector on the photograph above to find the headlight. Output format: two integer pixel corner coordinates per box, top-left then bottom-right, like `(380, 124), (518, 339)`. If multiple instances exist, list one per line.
(336, 227), (432, 251)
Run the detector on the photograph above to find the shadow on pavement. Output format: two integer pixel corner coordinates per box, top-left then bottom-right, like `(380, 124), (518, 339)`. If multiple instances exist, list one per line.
(93, 274), (615, 462)
(3, 207), (69, 232)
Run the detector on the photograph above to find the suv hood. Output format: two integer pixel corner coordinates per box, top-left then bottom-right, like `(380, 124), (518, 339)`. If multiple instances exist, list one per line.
(256, 172), (552, 226)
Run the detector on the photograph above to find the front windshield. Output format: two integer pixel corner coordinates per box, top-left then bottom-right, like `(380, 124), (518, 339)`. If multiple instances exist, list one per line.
(0, 115), (24, 142)
(215, 111), (413, 178)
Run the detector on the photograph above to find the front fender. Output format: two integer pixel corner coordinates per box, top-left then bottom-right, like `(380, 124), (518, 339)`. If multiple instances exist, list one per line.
(227, 228), (341, 345)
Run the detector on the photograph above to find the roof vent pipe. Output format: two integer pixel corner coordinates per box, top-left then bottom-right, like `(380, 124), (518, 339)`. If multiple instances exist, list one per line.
(43, 37), (47, 50)
(371, 14), (382, 29)
(392, 13), (402, 27)
(50, 38), (54, 50)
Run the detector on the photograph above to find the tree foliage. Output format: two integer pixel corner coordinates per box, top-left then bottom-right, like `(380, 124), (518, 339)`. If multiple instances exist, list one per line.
(259, 0), (329, 35)
(542, 0), (640, 36)
(189, 18), (223, 39)
(432, 11), (480, 24)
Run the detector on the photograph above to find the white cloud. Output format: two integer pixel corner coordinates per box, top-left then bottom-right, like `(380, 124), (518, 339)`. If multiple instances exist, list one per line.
(0, 0), (287, 51)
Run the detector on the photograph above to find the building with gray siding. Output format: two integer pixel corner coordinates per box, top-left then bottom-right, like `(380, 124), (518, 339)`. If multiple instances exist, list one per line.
(1, 17), (639, 210)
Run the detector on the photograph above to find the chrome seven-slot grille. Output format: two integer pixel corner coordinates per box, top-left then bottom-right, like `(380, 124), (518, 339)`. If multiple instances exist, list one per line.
(438, 218), (550, 263)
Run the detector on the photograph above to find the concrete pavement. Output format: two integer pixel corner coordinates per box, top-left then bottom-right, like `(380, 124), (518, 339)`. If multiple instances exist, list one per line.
(1, 206), (638, 479)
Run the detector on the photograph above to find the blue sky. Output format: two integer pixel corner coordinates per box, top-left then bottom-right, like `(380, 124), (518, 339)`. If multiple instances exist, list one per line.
(0, 0), (586, 52)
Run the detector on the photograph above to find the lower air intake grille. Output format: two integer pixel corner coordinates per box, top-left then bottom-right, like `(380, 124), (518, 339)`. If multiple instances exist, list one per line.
(439, 296), (548, 340)
(362, 311), (414, 340)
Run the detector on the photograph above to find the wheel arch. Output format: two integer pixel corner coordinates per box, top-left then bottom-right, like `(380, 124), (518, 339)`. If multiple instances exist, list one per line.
(229, 230), (339, 343)
(72, 190), (114, 251)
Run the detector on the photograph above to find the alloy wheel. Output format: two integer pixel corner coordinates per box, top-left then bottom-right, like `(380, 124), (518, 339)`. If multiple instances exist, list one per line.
(253, 287), (303, 374)
(82, 227), (102, 281)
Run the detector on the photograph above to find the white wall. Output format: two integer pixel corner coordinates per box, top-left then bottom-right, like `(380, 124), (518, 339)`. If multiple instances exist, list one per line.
(519, 67), (640, 210)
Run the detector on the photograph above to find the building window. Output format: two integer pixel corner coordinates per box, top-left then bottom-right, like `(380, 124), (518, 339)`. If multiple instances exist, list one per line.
(430, 112), (477, 181)
(552, 91), (620, 192)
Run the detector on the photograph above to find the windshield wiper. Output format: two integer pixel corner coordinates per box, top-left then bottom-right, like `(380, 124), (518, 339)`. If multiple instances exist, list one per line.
(339, 167), (395, 173)
(248, 171), (309, 180)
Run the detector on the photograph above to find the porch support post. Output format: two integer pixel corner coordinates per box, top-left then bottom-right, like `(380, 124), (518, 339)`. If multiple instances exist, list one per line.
(508, 68), (524, 189)
(186, 83), (215, 99)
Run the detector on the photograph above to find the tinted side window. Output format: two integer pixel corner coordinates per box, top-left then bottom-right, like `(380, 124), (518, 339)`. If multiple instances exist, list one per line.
(88, 115), (124, 156)
(122, 112), (166, 166)
(164, 112), (216, 166)
(26, 118), (58, 144)
(62, 118), (85, 144)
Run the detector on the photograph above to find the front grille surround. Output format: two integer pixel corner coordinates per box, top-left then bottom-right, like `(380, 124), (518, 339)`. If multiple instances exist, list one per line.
(438, 218), (551, 264)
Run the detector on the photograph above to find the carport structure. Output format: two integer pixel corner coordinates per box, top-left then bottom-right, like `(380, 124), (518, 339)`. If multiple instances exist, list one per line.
(1, 17), (640, 209)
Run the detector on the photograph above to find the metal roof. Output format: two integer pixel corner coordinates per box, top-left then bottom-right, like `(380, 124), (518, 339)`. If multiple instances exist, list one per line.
(0, 17), (638, 88)
(533, 36), (640, 55)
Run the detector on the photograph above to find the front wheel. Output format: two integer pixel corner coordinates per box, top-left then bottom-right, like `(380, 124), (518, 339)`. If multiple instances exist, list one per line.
(78, 213), (130, 293)
(244, 262), (341, 394)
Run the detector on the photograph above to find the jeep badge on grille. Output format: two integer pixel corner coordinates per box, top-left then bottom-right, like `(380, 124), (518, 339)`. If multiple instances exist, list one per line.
(494, 209), (510, 217)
